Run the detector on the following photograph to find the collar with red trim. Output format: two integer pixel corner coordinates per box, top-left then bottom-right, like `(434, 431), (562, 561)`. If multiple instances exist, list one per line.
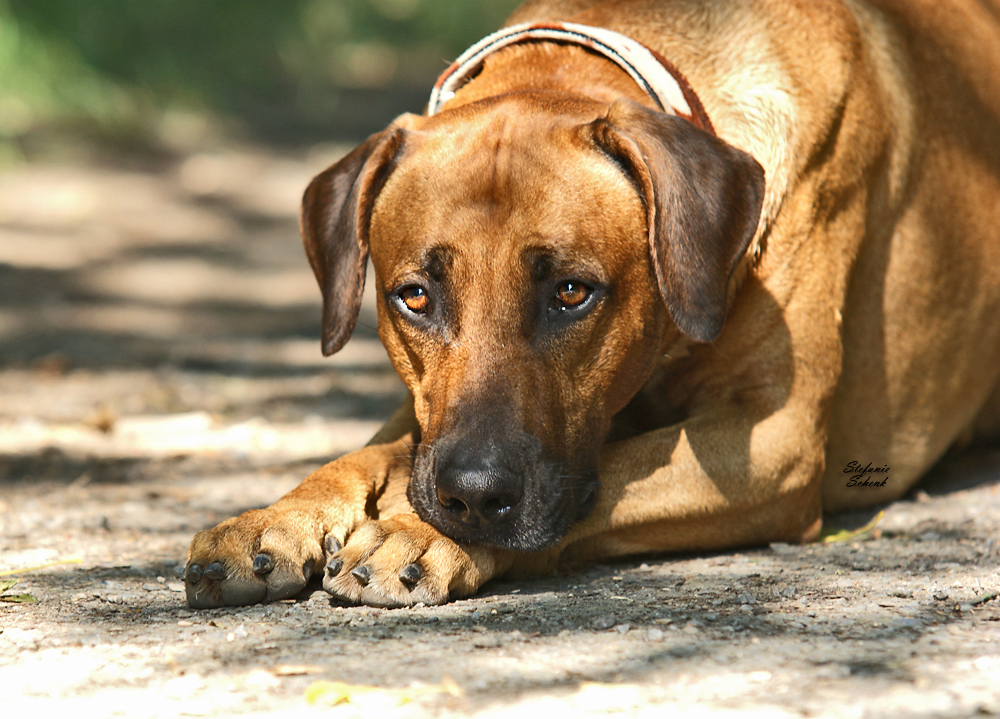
(427, 21), (713, 134)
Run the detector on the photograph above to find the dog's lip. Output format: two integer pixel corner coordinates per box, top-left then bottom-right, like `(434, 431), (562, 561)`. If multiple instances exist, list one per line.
(415, 471), (598, 552)
(426, 509), (566, 552)
(575, 482), (599, 520)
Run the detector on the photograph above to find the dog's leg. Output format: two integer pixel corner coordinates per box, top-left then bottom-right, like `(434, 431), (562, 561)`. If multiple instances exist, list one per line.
(320, 513), (512, 608)
(185, 438), (406, 608)
(183, 401), (420, 607)
(554, 403), (825, 564)
(185, 398), (511, 607)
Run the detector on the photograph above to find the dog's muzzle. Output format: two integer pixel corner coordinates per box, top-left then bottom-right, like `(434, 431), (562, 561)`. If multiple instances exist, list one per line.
(407, 428), (598, 552)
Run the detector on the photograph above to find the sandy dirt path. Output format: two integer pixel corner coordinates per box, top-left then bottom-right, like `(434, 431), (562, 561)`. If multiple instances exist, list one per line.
(1, 147), (998, 718)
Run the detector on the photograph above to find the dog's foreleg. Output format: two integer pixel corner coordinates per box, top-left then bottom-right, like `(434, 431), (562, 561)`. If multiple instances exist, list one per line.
(555, 404), (825, 563)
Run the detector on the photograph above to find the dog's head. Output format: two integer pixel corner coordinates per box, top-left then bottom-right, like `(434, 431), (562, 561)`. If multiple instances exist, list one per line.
(302, 95), (764, 551)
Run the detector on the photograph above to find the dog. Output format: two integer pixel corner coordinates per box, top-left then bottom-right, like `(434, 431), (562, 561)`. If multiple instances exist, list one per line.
(185, 0), (1000, 608)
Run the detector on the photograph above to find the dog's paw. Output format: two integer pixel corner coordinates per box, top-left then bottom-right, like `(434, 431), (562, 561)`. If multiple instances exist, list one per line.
(185, 508), (338, 608)
(323, 514), (485, 608)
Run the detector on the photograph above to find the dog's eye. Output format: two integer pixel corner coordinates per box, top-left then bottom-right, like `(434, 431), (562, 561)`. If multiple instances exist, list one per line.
(553, 281), (592, 311)
(398, 286), (430, 314)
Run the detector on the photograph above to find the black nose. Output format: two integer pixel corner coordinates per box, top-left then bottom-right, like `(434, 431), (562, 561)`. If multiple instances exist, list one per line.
(436, 464), (521, 530)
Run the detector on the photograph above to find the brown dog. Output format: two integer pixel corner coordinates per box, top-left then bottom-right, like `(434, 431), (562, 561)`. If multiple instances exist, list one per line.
(185, 0), (1000, 608)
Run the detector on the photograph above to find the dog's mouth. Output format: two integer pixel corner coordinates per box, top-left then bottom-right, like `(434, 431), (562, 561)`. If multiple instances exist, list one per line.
(406, 438), (600, 552)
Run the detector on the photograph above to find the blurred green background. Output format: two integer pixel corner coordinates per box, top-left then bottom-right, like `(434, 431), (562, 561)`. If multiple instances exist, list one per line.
(0, 0), (522, 157)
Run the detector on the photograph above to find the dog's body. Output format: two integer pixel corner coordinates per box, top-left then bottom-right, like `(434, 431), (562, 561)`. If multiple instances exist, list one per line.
(185, 0), (1000, 608)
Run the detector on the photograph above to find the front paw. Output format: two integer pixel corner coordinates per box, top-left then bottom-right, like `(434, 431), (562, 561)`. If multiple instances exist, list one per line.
(185, 508), (329, 608)
(323, 514), (488, 608)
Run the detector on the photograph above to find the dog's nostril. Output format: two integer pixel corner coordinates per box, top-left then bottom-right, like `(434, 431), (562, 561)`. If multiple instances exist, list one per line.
(482, 497), (512, 519)
(438, 493), (470, 518)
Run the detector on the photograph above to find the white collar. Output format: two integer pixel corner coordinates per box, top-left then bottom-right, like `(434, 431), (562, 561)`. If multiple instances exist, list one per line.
(427, 21), (713, 133)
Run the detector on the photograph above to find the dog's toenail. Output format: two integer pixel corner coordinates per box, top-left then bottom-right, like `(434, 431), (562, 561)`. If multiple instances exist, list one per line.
(324, 535), (342, 554)
(252, 554), (274, 575)
(186, 564), (203, 582)
(205, 562), (227, 581)
(351, 566), (372, 586)
(399, 563), (423, 588)
(326, 557), (343, 577)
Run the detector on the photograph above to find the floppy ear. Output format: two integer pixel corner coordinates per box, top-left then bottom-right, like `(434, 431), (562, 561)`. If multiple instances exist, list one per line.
(588, 100), (765, 343)
(301, 116), (415, 356)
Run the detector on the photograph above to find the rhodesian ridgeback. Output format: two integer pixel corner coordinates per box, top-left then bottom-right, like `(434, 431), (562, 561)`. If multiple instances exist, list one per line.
(185, 0), (1000, 608)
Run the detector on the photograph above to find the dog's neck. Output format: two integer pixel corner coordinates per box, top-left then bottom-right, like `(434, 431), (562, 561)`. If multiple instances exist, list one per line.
(429, 22), (713, 134)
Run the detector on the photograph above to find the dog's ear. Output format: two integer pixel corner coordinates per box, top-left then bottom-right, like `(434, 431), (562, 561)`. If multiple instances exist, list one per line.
(301, 116), (417, 356)
(588, 100), (765, 343)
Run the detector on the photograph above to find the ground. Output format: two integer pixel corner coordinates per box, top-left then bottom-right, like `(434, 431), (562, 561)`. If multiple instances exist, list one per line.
(0, 144), (998, 718)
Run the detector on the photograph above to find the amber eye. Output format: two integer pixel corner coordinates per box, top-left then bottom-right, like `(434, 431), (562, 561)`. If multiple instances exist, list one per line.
(398, 286), (430, 314)
(554, 281), (591, 310)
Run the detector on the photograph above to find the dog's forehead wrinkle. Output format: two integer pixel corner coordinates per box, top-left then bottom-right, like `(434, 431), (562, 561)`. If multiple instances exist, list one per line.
(420, 244), (454, 282)
(523, 242), (612, 284)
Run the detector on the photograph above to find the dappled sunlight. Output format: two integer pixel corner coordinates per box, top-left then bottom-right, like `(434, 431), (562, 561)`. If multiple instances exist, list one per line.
(1, 2), (998, 716)
(0, 144), (403, 470)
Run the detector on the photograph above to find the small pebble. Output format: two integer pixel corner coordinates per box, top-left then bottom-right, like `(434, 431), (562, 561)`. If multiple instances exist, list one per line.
(769, 542), (797, 555)
(593, 615), (616, 630)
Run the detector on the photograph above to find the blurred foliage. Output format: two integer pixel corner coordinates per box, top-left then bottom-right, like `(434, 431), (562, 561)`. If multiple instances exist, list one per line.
(0, 0), (521, 151)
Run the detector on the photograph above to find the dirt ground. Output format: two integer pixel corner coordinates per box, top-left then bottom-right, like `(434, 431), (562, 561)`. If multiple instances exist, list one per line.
(1, 143), (998, 718)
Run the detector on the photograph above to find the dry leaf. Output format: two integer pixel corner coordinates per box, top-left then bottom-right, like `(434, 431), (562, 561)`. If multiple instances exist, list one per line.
(820, 511), (884, 543)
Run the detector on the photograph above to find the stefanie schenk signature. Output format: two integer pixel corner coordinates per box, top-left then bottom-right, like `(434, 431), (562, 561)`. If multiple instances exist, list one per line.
(843, 461), (889, 488)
